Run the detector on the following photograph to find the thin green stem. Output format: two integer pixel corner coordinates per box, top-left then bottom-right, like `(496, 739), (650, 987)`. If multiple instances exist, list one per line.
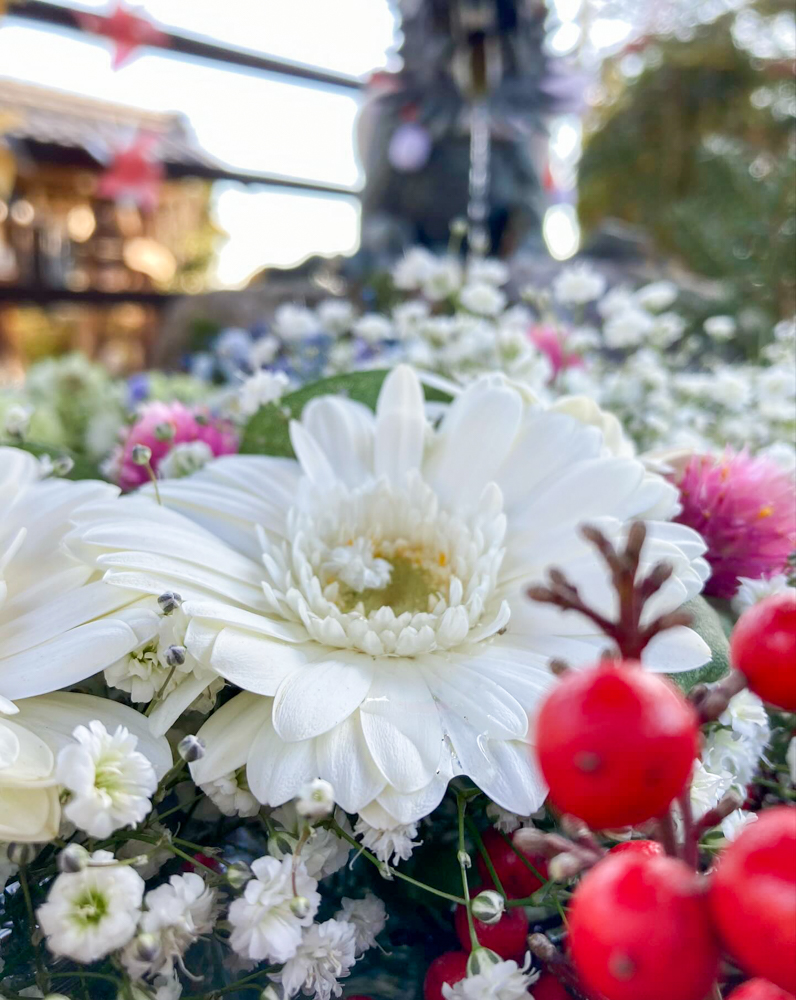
(18, 866), (47, 993)
(145, 461), (162, 505)
(50, 971), (123, 987)
(466, 816), (507, 898)
(329, 819), (465, 905)
(182, 966), (276, 999)
(457, 792), (479, 950)
(155, 792), (205, 822)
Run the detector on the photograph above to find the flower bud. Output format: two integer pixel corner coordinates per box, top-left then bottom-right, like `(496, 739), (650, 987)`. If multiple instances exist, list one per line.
(153, 421), (176, 442)
(52, 455), (74, 477)
(260, 988), (280, 1000)
(457, 849), (472, 870)
(548, 851), (586, 882)
(131, 444), (152, 466)
(43, 994), (71, 1000)
(467, 947), (502, 976)
(157, 591), (183, 614)
(58, 843), (90, 873)
(295, 778), (335, 820)
(450, 217), (468, 236)
(133, 932), (162, 964)
(178, 734), (206, 762)
(164, 644), (187, 667)
(471, 889), (505, 925)
(289, 895), (311, 919)
(226, 860), (252, 889)
(378, 861), (393, 881)
(7, 842), (37, 866)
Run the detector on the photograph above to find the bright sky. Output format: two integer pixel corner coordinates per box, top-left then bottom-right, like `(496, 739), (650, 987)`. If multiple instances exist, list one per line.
(0, 1), (398, 285)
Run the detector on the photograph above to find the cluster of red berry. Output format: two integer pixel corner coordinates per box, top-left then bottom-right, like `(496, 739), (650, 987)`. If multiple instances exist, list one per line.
(423, 589), (795, 1000)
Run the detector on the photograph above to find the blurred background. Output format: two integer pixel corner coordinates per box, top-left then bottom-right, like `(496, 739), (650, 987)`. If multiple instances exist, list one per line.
(0, 0), (793, 374)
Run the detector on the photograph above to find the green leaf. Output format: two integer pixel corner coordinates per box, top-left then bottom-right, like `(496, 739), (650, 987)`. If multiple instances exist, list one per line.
(18, 442), (103, 482)
(240, 369), (452, 457)
(670, 594), (731, 692)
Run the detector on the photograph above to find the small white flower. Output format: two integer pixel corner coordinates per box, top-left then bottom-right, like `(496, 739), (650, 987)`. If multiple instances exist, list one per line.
(296, 778), (336, 820)
(422, 258), (463, 301)
(269, 802), (352, 879)
(634, 281), (678, 312)
(158, 441), (214, 480)
(597, 285), (635, 317)
(774, 317), (796, 342)
(732, 574), (790, 614)
(719, 690), (771, 746)
(393, 247), (438, 290)
(323, 537), (392, 592)
(122, 872), (218, 980)
(650, 312), (686, 349)
(238, 370), (290, 417)
(758, 442), (796, 473)
(392, 300), (431, 339)
(553, 264), (606, 306)
(202, 768), (260, 817)
(127, 973), (182, 1000)
(274, 918), (358, 1000)
(334, 893), (387, 955)
(56, 722), (157, 838)
(248, 333), (281, 369)
(689, 759), (735, 821)
(228, 856), (320, 964)
(460, 282), (507, 317)
(720, 809), (758, 841)
(354, 817), (422, 865)
(467, 258), (510, 287)
(485, 803), (534, 835)
(442, 953), (537, 1000)
(704, 315), (737, 341)
(353, 314), (394, 344)
(787, 737), (796, 785)
(603, 308), (654, 349)
(3, 404), (31, 437)
(37, 850), (144, 963)
(318, 299), (356, 335)
(274, 304), (322, 342)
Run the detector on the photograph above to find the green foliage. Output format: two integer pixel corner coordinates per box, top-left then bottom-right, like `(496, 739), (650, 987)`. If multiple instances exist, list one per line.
(671, 594), (732, 692)
(240, 369), (452, 457)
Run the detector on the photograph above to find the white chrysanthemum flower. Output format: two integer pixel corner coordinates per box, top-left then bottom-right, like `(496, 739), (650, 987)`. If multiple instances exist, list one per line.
(634, 281), (678, 312)
(467, 258), (510, 287)
(732, 574), (790, 614)
(703, 315), (737, 341)
(335, 893), (387, 955)
(56, 721), (158, 838)
(318, 299), (356, 335)
(269, 800), (352, 879)
(553, 264), (606, 306)
(393, 248), (438, 290)
(105, 602), (223, 737)
(355, 816), (422, 864)
(442, 954), (537, 1000)
(0, 448), (169, 840)
(354, 314), (394, 344)
(296, 778), (336, 820)
(460, 283), (508, 317)
(238, 371), (290, 418)
(202, 768), (260, 817)
(122, 872), (218, 980)
(74, 367), (710, 827)
(228, 856), (320, 963)
(603, 308), (654, 349)
(274, 918), (357, 1000)
(274, 304), (322, 342)
(37, 850), (144, 963)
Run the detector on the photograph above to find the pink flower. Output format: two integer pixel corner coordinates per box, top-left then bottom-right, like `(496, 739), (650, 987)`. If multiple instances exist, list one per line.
(674, 450), (796, 599)
(116, 401), (238, 491)
(529, 323), (584, 380)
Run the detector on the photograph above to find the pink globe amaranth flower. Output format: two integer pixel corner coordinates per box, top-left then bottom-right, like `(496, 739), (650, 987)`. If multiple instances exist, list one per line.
(674, 450), (796, 599)
(529, 323), (584, 380)
(117, 401), (238, 491)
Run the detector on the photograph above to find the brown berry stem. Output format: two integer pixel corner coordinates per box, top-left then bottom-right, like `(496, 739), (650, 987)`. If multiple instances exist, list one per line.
(689, 671), (748, 724)
(655, 809), (679, 859)
(679, 789), (698, 869)
(528, 523), (692, 660)
(527, 933), (592, 997)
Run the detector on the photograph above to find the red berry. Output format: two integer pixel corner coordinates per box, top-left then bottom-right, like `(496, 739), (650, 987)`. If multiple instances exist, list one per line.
(454, 891), (529, 960)
(533, 974), (571, 998)
(475, 827), (547, 899)
(730, 592), (796, 710)
(726, 981), (795, 1000)
(710, 806), (796, 993)
(423, 951), (468, 1000)
(569, 853), (720, 1000)
(180, 852), (223, 874)
(609, 840), (665, 858)
(535, 660), (699, 829)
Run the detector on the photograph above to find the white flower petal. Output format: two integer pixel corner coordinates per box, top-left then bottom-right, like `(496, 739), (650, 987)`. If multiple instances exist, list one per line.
(191, 691), (268, 785)
(273, 654), (374, 742)
(374, 365), (427, 486)
(315, 713), (386, 813)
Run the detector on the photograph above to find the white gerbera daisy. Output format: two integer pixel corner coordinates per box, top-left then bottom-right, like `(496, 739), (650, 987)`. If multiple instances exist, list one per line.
(71, 367), (710, 827)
